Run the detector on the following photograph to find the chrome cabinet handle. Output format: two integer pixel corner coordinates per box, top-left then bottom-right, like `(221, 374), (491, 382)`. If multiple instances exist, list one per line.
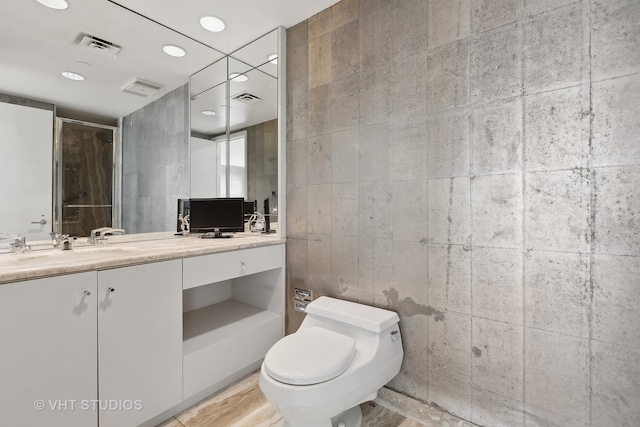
(83, 290), (91, 296)
(31, 218), (47, 225)
(108, 287), (115, 293)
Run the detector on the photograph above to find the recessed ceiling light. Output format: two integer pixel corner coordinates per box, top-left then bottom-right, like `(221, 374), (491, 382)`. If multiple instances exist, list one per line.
(229, 73), (248, 82)
(61, 71), (85, 81)
(163, 44), (186, 57)
(200, 16), (225, 32)
(268, 53), (278, 64)
(201, 110), (217, 116)
(36, 0), (69, 10)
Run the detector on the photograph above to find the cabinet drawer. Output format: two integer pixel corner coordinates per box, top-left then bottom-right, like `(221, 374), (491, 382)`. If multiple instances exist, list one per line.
(183, 244), (284, 289)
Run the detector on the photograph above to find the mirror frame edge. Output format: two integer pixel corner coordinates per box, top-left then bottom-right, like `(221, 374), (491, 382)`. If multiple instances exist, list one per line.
(276, 26), (287, 239)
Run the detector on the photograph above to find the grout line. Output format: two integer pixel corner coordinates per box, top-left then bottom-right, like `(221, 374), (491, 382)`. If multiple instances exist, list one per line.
(519, 1), (527, 423)
(587, 0), (595, 425)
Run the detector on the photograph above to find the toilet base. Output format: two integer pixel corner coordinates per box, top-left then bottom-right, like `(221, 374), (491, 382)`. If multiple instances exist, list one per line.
(282, 405), (363, 427)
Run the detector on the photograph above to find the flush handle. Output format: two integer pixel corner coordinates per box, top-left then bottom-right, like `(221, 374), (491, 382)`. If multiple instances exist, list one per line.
(391, 330), (400, 341)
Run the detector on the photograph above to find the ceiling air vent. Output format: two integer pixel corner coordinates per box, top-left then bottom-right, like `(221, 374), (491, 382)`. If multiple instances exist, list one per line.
(231, 92), (262, 105)
(77, 33), (122, 58)
(122, 79), (163, 98)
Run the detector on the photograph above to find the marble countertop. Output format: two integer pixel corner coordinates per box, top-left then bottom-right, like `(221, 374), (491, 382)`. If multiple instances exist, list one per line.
(0, 232), (285, 285)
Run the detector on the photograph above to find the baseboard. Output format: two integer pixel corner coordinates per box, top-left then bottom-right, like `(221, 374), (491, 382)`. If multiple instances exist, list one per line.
(374, 387), (479, 427)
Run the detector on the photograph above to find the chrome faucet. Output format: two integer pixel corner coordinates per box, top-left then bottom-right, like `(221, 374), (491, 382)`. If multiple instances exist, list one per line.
(50, 233), (75, 250)
(9, 236), (30, 254)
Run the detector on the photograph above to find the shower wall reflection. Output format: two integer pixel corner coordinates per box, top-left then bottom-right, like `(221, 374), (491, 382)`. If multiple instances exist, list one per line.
(59, 119), (115, 237)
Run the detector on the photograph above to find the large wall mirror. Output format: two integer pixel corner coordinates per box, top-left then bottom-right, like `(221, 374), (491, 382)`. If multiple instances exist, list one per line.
(0, 0), (285, 243)
(190, 28), (285, 233)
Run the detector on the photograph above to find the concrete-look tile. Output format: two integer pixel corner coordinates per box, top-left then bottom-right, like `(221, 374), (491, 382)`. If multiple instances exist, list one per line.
(389, 240), (429, 304)
(332, 128), (359, 183)
(358, 64), (391, 127)
(387, 360), (429, 403)
(593, 166), (640, 256)
(332, 0), (359, 30)
(524, 329), (590, 426)
(471, 174), (523, 249)
(308, 84), (332, 137)
(332, 182), (359, 237)
(308, 134), (332, 184)
(332, 20), (360, 81)
(307, 183), (332, 234)
(524, 0), (579, 16)
(287, 22), (309, 90)
(389, 119), (427, 181)
(308, 8), (332, 40)
(472, 388), (525, 427)
(428, 177), (471, 245)
(472, 247), (523, 324)
(359, 122), (390, 181)
(307, 233), (333, 294)
(428, 312), (473, 419)
(592, 74), (640, 168)
(360, 4), (393, 71)
(591, 340), (640, 427)
(427, 0), (471, 50)
(359, 181), (393, 240)
(428, 244), (472, 314)
(391, 179), (428, 243)
(524, 250), (590, 338)
(359, 0), (392, 17)
(470, 22), (523, 104)
(427, 110), (472, 178)
(592, 254), (640, 346)
(286, 238), (308, 285)
(523, 2), (589, 95)
(471, 0), (522, 33)
(471, 98), (523, 175)
(428, 311), (472, 381)
(390, 53), (427, 123)
(524, 169), (591, 253)
(524, 84), (590, 172)
(427, 39), (470, 113)
(395, 311), (429, 370)
(309, 32), (332, 89)
(286, 138), (308, 191)
(591, 0), (640, 81)
(286, 186), (307, 239)
(391, 0), (427, 61)
(359, 236), (393, 301)
(331, 234), (359, 294)
(331, 75), (360, 133)
(472, 317), (524, 401)
(287, 84), (308, 142)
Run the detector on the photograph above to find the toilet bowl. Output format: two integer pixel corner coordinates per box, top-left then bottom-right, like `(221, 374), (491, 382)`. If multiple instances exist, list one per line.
(259, 296), (404, 427)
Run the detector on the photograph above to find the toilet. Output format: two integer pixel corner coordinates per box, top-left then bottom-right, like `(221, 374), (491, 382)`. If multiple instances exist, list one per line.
(259, 296), (404, 427)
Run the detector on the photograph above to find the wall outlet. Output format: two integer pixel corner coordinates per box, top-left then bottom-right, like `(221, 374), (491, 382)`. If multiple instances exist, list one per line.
(293, 288), (313, 302)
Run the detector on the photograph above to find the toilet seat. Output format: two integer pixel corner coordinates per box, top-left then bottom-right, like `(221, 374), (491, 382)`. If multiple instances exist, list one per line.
(264, 327), (356, 385)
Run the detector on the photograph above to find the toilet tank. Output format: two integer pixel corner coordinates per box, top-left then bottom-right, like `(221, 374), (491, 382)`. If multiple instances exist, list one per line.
(305, 297), (399, 333)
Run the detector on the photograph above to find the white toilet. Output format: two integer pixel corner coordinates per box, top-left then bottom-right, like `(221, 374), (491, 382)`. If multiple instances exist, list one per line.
(259, 296), (404, 427)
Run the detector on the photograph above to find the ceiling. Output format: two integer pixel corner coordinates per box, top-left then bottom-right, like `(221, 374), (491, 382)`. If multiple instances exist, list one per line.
(0, 0), (340, 121)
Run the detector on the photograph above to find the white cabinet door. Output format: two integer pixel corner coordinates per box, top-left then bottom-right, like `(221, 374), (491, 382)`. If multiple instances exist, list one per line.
(0, 272), (98, 427)
(97, 260), (182, 427)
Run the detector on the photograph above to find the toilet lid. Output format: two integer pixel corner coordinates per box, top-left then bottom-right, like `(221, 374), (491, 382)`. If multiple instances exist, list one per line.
(264, 327), (356, 385)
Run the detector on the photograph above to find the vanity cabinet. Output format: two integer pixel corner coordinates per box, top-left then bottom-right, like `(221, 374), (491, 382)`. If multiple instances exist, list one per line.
(98, 259), (182, 427)
(0, 260), (182, 427)
(182, 245), (285, 399)
(0, 272), (98, 427)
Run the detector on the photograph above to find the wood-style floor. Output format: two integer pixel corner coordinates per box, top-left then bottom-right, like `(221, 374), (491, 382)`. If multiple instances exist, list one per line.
(157, 372), (426, 427)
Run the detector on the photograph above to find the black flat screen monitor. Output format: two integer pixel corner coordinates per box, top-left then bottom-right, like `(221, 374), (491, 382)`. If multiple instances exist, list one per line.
(244, 200), (257, 220)
(189, 198), (244, 238)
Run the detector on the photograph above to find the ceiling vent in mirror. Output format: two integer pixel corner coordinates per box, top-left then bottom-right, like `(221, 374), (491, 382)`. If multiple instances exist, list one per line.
(77, 33), (122, 58)
(231, 92), (262, 105)
(122, 79), (163, 98)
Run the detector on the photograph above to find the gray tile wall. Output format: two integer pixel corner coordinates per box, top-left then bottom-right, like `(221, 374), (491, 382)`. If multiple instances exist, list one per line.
(122, 84), (189, 234)
(285, 0), (640, 426)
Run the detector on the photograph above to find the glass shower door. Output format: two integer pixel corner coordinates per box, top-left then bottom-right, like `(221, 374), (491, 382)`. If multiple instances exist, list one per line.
(56, 119), (119, 237)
